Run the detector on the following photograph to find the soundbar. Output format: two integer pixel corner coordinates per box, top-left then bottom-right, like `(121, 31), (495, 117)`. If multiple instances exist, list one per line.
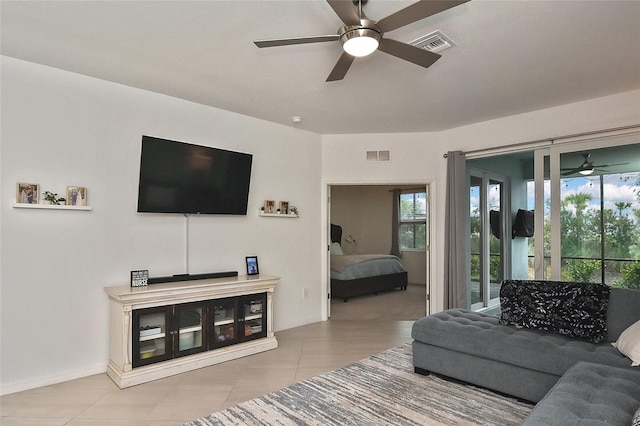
(148, 271), (238, 284)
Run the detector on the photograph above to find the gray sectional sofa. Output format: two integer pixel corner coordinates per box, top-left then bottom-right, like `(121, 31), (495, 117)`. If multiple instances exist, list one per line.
(412, 281), (640, 425)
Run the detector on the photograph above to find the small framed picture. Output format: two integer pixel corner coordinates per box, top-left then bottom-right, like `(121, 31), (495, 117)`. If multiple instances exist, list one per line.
(16, 182), (39, 204)
(246, 256), (259, 276)
(66, 186), (87, 206)
(279, 201), (289, 214)
(264, 200), (275, 214)
(130, 270), (149, 287)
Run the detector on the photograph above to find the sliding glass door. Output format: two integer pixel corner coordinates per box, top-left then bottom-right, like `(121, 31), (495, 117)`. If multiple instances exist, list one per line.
(517, 135), (640, 285)
(466, 131), (639, 310)
(554, 144), (640, 286)
(470, 170), (509, 311)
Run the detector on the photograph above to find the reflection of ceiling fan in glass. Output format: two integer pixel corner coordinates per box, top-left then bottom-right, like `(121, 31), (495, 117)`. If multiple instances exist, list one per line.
(561, 153), (628, 176)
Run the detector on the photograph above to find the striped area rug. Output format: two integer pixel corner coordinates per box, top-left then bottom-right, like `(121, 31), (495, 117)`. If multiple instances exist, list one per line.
(184, 343), (533, 425)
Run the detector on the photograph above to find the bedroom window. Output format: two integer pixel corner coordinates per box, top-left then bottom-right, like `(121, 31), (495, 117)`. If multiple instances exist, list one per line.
(399, 191), (427, 250)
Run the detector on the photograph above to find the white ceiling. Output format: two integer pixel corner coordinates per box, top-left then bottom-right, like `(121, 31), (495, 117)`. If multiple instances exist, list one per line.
(2, 0), (639, 134)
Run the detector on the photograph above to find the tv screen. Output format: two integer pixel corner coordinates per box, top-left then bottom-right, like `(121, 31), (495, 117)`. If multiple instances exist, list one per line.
(137, 136), (253, 215)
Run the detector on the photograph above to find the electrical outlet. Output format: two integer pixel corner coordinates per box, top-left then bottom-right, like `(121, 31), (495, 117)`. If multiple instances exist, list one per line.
(303, 288), (309, 298)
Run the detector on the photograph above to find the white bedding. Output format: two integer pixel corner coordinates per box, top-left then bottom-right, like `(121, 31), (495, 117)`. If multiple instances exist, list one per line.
(330, 254), (405, 281)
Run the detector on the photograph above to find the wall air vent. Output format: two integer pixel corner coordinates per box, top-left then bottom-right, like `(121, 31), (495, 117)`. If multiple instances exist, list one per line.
(409, 30), (455, 53)
(366, 150), (390, 162)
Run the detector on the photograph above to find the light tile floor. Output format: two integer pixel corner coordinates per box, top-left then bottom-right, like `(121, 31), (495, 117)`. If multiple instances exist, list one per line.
(0, 320), (414, 425)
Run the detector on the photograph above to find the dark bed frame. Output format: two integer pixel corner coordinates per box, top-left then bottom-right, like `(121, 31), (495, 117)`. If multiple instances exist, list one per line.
(330, 224), (408, 302)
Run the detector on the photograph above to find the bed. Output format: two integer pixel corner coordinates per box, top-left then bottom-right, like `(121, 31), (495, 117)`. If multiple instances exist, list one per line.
(330, 224), (408, 302)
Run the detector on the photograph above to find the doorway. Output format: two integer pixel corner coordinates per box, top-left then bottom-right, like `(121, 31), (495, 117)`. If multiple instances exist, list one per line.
(327, 183), (431, 320)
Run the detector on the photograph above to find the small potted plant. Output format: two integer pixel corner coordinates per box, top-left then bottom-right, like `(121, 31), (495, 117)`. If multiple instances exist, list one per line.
(289, 205), (299, 217)
(43, 191), (66, 205)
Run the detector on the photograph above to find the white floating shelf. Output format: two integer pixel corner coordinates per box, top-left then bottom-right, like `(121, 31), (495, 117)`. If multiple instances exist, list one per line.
(13, 203), (92, 211)
(259, 212), (298, 218)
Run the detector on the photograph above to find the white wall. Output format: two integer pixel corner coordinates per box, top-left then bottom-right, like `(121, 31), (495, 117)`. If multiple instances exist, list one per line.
(320, 135), (440, 316)
(331, 185), (393, 254)
(321, 89), (640, 315)
(2, 54), (638, 395)
(0, 57), (323, 395)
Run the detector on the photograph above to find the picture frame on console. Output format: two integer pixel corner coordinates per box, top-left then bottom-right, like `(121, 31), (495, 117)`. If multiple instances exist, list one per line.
(16, 182), (39, 204)
(130, 270), (149, 287)
(246, 256), (259, 276)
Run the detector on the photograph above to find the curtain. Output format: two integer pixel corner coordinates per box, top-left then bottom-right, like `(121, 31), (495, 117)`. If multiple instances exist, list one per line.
(390, 189), (401, 257)
(444, 151), (467, 309)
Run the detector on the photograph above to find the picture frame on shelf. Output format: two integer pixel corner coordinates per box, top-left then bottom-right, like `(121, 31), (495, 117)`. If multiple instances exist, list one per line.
(16, 182), (39, 204)
(246, 256), (259, 276)
(66, 186), (87, 206)
(264, 200), (275, 214)
(279, 201), (289, 215)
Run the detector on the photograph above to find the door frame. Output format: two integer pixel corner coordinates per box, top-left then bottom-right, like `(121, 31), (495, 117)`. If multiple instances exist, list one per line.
(321, 179), (435, 320)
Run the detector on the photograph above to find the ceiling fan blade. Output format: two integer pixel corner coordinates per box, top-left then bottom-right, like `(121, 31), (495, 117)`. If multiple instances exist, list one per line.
(378, 38), (441, 68)
(594, 162), (629, 168)
(326, 52), (355, 82)
(562, 170), (580, 176)
(326, 0), (361, 26)
(254, 35), (340, 48)
(377, 0), (470, 33)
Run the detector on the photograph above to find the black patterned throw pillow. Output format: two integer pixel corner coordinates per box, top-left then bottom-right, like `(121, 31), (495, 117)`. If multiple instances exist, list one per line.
(499, 280), (610, 343)
(633, 406), (640, 426)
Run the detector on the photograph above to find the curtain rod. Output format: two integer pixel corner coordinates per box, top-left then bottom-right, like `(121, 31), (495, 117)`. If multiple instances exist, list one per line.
(442, 124), (640, 158)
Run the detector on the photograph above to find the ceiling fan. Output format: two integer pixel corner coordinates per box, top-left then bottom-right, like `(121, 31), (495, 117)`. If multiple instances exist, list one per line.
(561, 153), (628, 176)
(254, 0), (469, 82)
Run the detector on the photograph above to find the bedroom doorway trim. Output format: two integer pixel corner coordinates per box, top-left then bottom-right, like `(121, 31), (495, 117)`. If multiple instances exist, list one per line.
(322, 180), (434, 321)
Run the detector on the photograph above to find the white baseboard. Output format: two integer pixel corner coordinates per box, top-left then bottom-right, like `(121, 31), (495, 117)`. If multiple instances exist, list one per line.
(275, 314), (323, 332)
(0, 363), (108, 396)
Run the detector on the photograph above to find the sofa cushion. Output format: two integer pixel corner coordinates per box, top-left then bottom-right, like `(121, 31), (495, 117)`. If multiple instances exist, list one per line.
(499, 279), (610, 343)
(607, 287), (640, 342)
(521, 362), (640, 425)
(412, 309), (632, 377)
(613, 319), (640, 366)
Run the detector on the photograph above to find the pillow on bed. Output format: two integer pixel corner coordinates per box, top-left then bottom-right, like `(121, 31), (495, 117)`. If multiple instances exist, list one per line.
(330, 242), (344, 255)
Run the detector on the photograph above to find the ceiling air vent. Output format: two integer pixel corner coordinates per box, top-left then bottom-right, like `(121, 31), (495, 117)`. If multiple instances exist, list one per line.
(409, 30), (455, 53)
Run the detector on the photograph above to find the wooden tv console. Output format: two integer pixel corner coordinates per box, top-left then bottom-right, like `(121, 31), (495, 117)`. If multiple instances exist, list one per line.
(104, 274), (279, 388)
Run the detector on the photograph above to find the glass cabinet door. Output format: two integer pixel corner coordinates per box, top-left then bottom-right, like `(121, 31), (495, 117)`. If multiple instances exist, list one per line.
(242, 294), (266, 341)
(175, 302), (206, 357)
(133, 306), (171, 367)
(211, 298), (237, 348)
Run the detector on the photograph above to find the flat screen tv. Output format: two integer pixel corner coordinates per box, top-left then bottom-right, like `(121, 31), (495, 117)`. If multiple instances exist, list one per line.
(137, 136), (253, 215)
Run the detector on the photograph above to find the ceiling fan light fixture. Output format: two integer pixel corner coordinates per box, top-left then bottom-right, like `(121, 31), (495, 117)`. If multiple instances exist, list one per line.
(579, 168), (594, 176)
(341, 28), (380, 57)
